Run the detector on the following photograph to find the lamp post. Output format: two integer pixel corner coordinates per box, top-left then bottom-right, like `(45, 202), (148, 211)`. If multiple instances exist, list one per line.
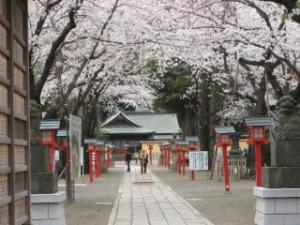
(189, 143), (197, 180)
(176, 145), (181, 174)
(39, 120), (60, 172)
(105, 144), (114, 168)
(149, 144), (153, 165)
(162, 142), (171, 168)
(244, 117), (271, 187)
(57, 130), (69, 152)
(95, 141), (104, 177)
(229, 132), (243, 180)
(160, 144), (165, 167)
(215, 126), (235, 192)
(177, 141), (189, 176)
(166, 144), (171, 168)
(84, 139), (97, 183)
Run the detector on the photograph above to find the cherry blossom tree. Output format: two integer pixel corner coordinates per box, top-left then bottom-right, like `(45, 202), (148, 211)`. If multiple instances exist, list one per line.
(28, 0), (300, 140)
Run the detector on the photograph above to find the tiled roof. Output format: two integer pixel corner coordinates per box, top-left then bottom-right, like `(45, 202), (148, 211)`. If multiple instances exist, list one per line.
(100, 111), (181, 135)
(214, 126), (236, 134)
(101, 111), (140, 127)
(84, 138), (98, 144)
(39, 120), (60, 130)
(57, 130), (69, 137)
(244, 117), (273, 127)
(126, 112), (181, 134)
(101, 127), (155, 135)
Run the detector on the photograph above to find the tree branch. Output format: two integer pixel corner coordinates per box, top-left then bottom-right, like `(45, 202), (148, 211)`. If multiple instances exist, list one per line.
(33, 5), (80, 101)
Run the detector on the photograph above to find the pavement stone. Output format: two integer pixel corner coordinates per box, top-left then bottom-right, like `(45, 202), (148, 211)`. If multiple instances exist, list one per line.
(108, 165), (214, 225)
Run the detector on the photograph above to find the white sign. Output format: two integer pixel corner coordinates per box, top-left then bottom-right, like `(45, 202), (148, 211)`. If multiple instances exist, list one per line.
(189, 151), (208, 171)
(69, 114), (82, 179)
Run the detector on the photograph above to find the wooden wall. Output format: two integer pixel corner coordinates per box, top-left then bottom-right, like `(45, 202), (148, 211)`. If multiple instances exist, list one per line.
(0, 0), (30, 224)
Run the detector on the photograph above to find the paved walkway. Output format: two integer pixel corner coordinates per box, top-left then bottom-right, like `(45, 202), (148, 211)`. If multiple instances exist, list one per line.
(108, 165), (214, 225)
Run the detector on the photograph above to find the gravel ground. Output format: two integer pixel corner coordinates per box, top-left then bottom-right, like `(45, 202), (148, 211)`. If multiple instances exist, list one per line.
(151, 166), (256, 225)
(60, 167), (124, 225)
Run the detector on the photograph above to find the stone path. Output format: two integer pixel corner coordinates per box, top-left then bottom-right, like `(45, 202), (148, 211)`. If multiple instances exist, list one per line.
(108, 166), (214, 225)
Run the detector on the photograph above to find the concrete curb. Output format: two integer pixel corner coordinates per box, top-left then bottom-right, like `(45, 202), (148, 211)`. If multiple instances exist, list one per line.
(107, 167), (126, 225)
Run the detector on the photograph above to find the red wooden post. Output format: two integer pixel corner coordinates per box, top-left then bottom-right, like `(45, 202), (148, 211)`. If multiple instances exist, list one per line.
(105, 148), (108, 168)
(222, 144), (230, 192)
(149, 145), (153, 165)
(106, 148), (111, 168)
(162, 147), (165, 167)
(99, 148), (102, 176)
(189, 144), (196, 181)
(178, 148), (182, 174)
(95, 150), (100, 177)
(167, 147), (171, 168)
(109, 149), (112, 167)
(107, 149), (110, 168)
(182, 149), (186, 176)
(161, 147), (165, 166)
(89, 150), (93, 183)
(176, 147), (180, 174)
(165, 147), (168, 168)
(255, 143), (262, 186)
(48, 145), (53, 172)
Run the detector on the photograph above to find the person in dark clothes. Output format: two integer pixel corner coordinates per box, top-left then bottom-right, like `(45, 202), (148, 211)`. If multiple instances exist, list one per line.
(125, 151), (132, 172)
(143, 153), (149, 173)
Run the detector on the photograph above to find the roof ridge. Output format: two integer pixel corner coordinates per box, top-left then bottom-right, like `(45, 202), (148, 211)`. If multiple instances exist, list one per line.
(100, 111), (141, 127)
(124, 111), (177, 115)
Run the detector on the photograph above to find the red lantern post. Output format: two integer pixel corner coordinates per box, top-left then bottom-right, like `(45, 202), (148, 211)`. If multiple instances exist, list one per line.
(105, 147), (112, 168)
(95, 146), (100, 177)
(176, 142), (188, 176)
(42, 131), (56, 172)
(108, 147), (113, 168)
(189, 144), (197, 180)
(84, 139), (98, 183)
(165, 146), (168, 168)
(87, 144), (95, 183)
(182, 147), (186, 175)
(161, 142), (171, 168)
(166, 145), (171, 168)
(149, 144), (153, 165)
(176, 145), (181, 174)
(95, 141), (104, 177)
(40, 120), (60, 173)
(244, 117), (271, 187)
(108, 149), (111, 168)
(160, 145), (165, 167)
(98, 147), (102, 176)
(215, 126), (235, 192)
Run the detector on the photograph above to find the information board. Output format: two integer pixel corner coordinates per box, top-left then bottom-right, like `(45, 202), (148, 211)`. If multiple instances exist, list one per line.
(69, 114), (82, 179)
(189, 151), (208, 171)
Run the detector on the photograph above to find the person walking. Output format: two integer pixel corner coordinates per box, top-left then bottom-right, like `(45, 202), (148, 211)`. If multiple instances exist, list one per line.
(143, 153), (149, 173)
(140, 150), (146, 173)
(125, 151), (132, 172)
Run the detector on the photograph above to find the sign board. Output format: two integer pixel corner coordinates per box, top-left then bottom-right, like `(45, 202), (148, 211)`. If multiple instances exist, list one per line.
(189, 151), (208, 171)
(69, 114), (82, 179)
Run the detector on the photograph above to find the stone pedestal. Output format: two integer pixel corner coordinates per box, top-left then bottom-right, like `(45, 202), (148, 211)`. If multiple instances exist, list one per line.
(253, 95), (300, 225)
(254, 187), (300, 225)
(31, 191), (66, 225)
